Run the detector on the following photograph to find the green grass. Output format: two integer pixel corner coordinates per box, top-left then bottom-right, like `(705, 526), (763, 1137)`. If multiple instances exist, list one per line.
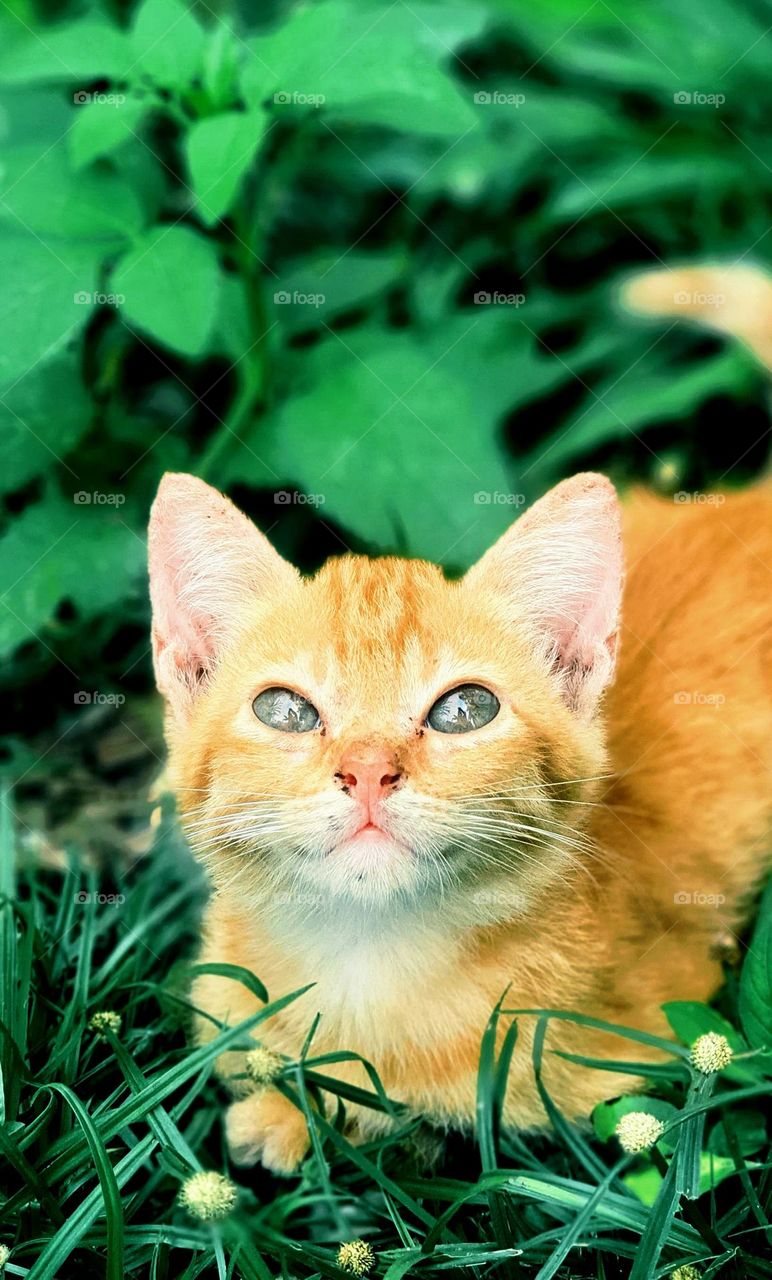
(1, 793), (771, 1280)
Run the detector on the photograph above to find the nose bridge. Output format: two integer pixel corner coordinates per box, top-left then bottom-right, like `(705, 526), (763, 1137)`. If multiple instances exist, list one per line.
(340, 734), (399, 770)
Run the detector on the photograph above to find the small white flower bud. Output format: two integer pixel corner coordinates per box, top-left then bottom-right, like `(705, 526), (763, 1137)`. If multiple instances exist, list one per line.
(690, 1032), (733, 1074)
(179, 1171), (237, 1221)
(615, 1110), (665, 1153)
(337, 1240), (375, 1275)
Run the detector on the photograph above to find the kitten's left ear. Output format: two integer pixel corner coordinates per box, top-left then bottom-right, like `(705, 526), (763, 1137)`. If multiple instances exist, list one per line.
(466, 473), (622, 716)
(148, 473), (298, 724)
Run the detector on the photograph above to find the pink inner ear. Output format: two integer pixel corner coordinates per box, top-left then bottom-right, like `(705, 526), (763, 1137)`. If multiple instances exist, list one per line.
(148, 472), (297, 723)
(468, 473), (623, 715)
(552, 509), (621, 667)
(531, 479), (622, 712)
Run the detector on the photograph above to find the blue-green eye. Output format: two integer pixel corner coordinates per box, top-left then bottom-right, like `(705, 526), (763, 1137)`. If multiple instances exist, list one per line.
(426, 684), (500, 734)
(253, 687), (320, 733)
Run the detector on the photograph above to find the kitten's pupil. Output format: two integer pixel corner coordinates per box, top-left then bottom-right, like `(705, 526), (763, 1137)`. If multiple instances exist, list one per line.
(253, 687), (320, 733)
(427, 684), (500, 734)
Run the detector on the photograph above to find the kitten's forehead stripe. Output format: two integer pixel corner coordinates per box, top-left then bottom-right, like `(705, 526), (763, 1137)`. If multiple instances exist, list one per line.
(318, 557), (442, 668)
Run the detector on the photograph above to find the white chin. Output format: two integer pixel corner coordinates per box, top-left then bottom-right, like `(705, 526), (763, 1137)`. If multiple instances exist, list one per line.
(326, 829), (416, 898)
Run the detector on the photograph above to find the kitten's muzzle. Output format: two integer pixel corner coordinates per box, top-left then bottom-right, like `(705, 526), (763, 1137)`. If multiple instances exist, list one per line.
(335, 752), (403, 826)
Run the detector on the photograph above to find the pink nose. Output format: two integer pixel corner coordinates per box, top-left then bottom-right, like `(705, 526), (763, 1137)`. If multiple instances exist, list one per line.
(338, 755), (402, 819)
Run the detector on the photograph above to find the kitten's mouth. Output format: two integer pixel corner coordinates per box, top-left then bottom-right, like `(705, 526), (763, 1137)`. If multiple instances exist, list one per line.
(332, 819), (411, 862)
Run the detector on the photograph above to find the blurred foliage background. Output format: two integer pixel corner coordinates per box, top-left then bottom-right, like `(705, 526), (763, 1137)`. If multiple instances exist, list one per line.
(1, 0), (771, 820)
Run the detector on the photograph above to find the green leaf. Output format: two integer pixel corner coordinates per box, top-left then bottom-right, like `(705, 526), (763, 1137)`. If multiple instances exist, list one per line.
(130, 0), (206, 88)
(0, 235), (104, 385)
(628, 1152), (680, 1280)
(663, 1000), (763, 1084)
(0, 85), (73, 144)
(112, 224), (221, 357)
(68, 94), (149, 170)
(273, 250), (406, 329)
(243, 0), (480, 137)
(221, 315), (566, 563)
(188, 962), (269, 1005)
(0, 18), (133, 85)
(184, 109), (268, 225)
(0, 355), (91, 493)
(621, 1164), (663, 1207)
(201, 23), (241, 111)
(740, 877), (772, 1052)
(0, 490), (146, 660)
(526, 346), (758, 481)
(0, 146), (144, 241)
(708, 1109), (767, 1156)
(38, 1084), (124, 1280)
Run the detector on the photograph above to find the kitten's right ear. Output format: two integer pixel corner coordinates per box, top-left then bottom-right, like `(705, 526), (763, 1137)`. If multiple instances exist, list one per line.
(466, 473), (622, 717)
(148, 473), (298, 724)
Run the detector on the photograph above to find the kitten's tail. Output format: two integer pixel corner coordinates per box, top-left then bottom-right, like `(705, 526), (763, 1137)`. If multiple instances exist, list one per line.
(621, 264), (772, 371)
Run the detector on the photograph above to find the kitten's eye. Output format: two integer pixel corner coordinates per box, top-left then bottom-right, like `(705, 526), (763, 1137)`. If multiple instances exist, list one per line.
(253, 687), (320, 733)
(426, 684), (500, 734)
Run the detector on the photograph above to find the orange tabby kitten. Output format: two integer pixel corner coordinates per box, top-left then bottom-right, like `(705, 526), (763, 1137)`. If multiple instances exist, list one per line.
(149, 470), (771, 1173)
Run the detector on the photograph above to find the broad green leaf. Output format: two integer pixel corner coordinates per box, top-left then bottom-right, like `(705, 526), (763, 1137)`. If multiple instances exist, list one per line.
(663, 1000), (764, 1084)
(221, 315), (566, 563)
(243, 1), (479, 137)
(111, 224), (221, 357)
(0, 18), (133, 85)
(273, 250), (406, 329)
(0, 355), (90, 492)
(0, 86), (73, 144)
(0, 147), (144, 240)
(68, 94), (149, 170)
(625, 1152), (756, 1206)
(0, 490), (145, 659)
(184, 109), (267, 225)
(0, 235), (104, 384)
(740, 877), (772, 1053)
(130, 0), (206, 88)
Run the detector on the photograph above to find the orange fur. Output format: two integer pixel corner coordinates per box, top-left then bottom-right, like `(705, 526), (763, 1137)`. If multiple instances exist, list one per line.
(149, 472), (771, 1173)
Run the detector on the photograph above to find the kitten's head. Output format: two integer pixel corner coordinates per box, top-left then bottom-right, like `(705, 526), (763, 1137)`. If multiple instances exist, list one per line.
(149, 473), (621, 917)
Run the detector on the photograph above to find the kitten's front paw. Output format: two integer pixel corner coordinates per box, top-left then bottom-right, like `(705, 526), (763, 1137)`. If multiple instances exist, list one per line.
(226, 1089), (309, 1175)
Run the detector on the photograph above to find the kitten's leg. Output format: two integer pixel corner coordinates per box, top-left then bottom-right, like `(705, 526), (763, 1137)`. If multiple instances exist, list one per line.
(225, 1088), (310, 1173)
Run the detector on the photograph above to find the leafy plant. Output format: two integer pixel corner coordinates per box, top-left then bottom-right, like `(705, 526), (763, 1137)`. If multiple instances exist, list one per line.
(1, 0), (771, 735)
